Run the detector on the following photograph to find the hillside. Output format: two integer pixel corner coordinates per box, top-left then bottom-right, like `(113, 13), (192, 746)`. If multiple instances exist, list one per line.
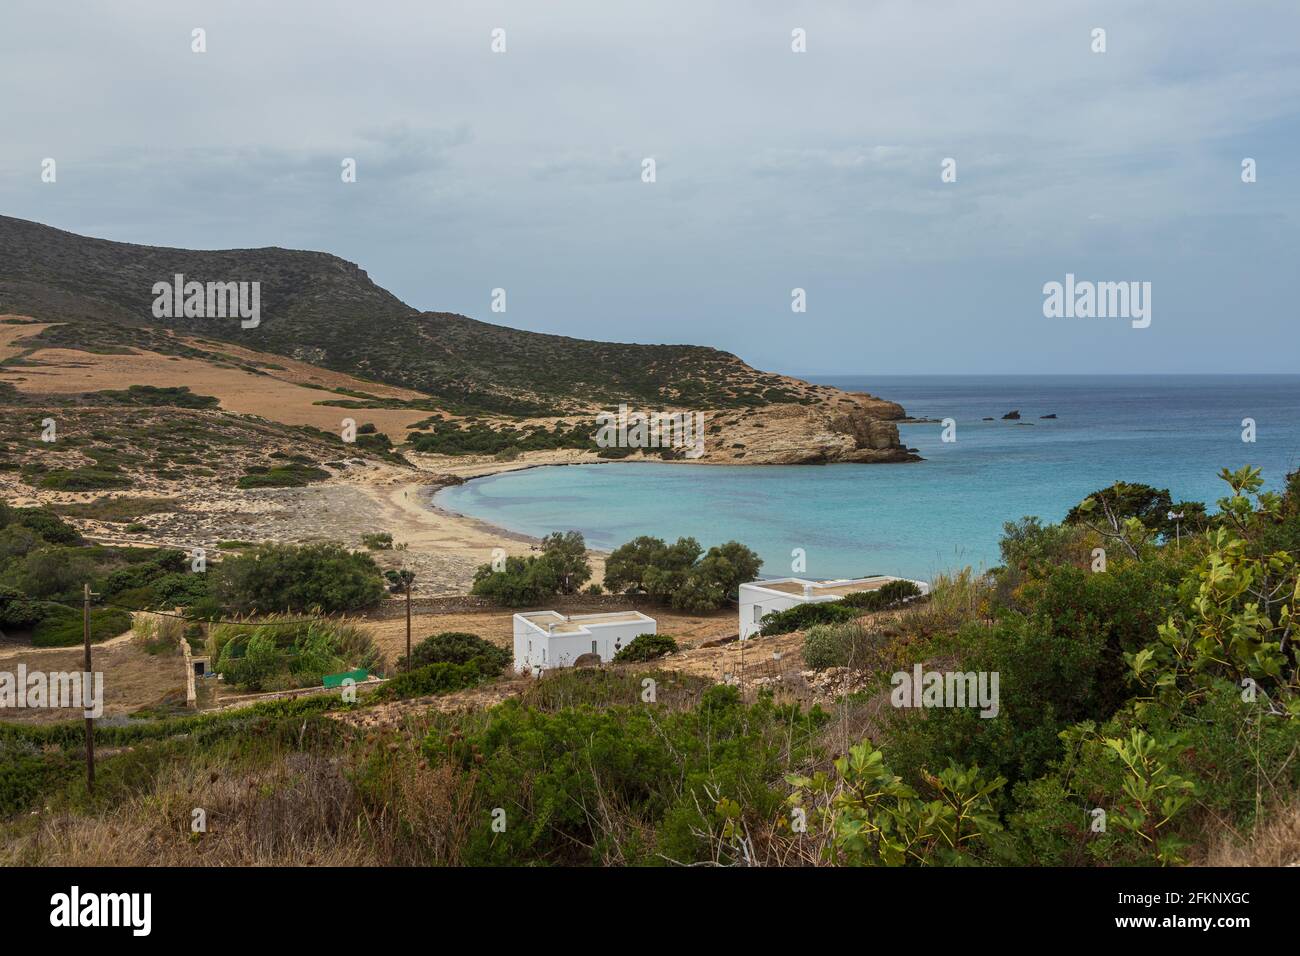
(0, 215), (909, 426)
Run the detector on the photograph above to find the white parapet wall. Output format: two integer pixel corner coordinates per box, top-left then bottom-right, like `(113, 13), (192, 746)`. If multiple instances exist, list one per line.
(513, 609), (658, 673)
(738, 576), (931, 640)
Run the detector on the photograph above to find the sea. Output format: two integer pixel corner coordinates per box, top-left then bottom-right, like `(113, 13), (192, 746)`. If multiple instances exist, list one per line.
(432, 376), (1300, 582)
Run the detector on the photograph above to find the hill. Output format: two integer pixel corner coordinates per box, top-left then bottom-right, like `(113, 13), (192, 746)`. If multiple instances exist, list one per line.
(0, 214), (907, 423)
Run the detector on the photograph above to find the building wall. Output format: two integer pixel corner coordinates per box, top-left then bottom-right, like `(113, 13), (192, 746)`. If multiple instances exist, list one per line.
(737, 580), (931, 639)
(739, 585), (812, 640)
(513, 616), (656, 672)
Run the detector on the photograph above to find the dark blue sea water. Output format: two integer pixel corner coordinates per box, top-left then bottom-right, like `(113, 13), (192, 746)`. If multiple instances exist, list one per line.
(434, 376), (1300, 582)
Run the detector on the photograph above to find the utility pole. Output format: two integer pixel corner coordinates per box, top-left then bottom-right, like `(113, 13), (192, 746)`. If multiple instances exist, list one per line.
(82, 583), (97, 794)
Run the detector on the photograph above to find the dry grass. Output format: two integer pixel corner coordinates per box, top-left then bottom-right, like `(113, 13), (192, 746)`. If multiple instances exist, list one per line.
(1, 732), (488, 867)
(0, 638), (186, 723)
(0, 327), (435, 440)
(1199, 800), (1300, 867)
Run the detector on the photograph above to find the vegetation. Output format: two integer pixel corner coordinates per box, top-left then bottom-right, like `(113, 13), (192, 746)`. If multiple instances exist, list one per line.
(603, 535), (761, 611)
(470, 532), (592, 607)
(407, 420), (595, 456)
(361, 532), (393, 550)
(374, 659), (497, 701)
(92, 385), (219, 409)
(396, 631), (511, 673)
(1, 464), (1296, 870)
(211, 542), (385, 615)
(612, 633), (679, 662)
(802, 620), (894, 671)
(758, 601), (859, 636)
(237, 462), (331, 488)
(0, 214), (811, 416)
(1065, 480), (1208, 543)
(209, 616), (383, 692)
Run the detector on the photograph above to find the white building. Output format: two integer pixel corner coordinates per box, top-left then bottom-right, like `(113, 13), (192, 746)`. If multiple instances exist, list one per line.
(738, 576), (930, 640)
(513, 609), (658, 673)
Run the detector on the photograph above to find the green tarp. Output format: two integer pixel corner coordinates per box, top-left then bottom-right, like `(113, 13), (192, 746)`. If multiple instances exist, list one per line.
(322, 668), (368, 689)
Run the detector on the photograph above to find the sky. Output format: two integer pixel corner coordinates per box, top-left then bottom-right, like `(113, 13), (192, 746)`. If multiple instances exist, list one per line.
(2, 0), (1298, 375)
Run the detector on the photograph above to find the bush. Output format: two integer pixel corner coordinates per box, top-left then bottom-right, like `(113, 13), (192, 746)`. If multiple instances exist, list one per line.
(758, 601), (857, 637)
(9, 508), (82, 545)
(398, 632), (510, 672)
(432, 685), (827, 865)
(612, 633), (679, 663)
(376, 659), (494, 700)
(213, 542), (385, 614)
(211, 616), (382, 691)
(31, 606), (133, 647)
(362, 532), (393, 550)
(0, 586), (42, 629)
(36, 467), (132, 491)
(236, 463), (330, 488)
(839, 579), (922, 610)
(6, 547), (97, 602)
(801, 620), (892, 671)
(132, 612), (185, 655)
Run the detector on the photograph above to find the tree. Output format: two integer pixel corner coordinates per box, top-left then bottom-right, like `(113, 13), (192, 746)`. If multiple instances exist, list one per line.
(602, 535), (758, 611)
(539, 531), (591, 594)
(470, 533), (591, 607)
(214, 542), (385, 614)
(1065, 481), (1207, 544)
(605, 536), (701, 600)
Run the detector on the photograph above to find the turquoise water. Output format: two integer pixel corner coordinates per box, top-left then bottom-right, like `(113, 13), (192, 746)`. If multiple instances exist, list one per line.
(434, 376), (1300, 581)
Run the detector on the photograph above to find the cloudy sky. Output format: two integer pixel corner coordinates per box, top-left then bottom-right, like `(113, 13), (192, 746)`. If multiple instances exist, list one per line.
(2, 0), (1297, 374)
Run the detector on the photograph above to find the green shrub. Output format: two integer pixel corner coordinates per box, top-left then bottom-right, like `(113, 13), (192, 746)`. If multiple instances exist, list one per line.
(376, 659), (494, 700)
(213, 542), (384, 614)
(397, 631), (510, 672)
(36, 467), (132, 491)
(758, 601), (857, 636)
(236, 463), (330, 488)
(428, 685), (826, 865)
(839, 578), (922, 610)
(800, 620), (891, 671)
(0, 586), (42, 628)
(361, 532), (393, 550)
(612, 633), (678, 662)
(10, 508), (83, 545)
(31, 605), (133, 647)
(93, 385), (219, 409)
(6, 547), (97, 602)
(211, 616), (382, 691)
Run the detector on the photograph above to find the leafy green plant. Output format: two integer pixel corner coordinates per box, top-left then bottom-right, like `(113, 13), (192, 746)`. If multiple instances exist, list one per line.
(759, 601), (858, 636)
(213, 542), (385, 614)
(612, 633), (678, 662)
(786, 740), (1005, 866)
(397, 631), (509, 672)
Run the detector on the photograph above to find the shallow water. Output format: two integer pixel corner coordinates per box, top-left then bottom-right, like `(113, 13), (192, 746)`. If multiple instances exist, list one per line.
(434, 375), (1300, 581)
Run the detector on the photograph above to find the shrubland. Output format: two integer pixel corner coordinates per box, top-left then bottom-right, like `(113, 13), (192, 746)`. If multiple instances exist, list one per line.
(1, 465), (1296, 867)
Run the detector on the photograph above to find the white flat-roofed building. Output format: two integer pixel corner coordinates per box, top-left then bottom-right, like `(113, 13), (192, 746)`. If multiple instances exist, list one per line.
(513, 609), (658, 672)
(738, 575), (930, 640)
